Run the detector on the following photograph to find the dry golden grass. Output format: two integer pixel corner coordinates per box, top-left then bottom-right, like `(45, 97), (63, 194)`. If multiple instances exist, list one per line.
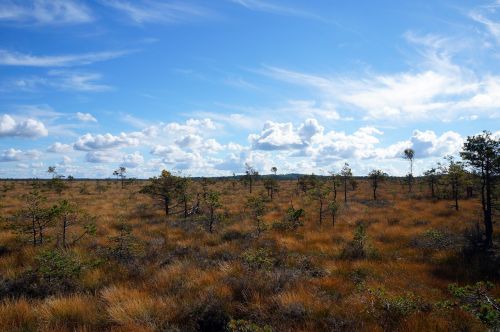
(0, 178), (497, 331)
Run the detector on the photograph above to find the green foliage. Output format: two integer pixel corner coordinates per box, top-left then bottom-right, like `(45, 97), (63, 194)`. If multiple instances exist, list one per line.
(108, 223), (140, 262)
(411, 229), (456, 250)
(242, 248), (275, 270)
(368, 287), (423, 329)
(35, 249), (82, 282)
(228, 319), (273, 332)
(448, 282), (500, 328)
(140, 169), (185, 216)
(341, 222), (377, 259)
(246, 195), (266, 234)
(272, 206), (304, 231)
(79, 183), (90, 195)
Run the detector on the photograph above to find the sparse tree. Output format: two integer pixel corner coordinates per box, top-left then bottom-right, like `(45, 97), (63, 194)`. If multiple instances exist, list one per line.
(263, 177), (279, 200)
(460, 131), (500, 248)
(423, 167), (439, 199)
(368, 169), (388, 200)
(53, 200), (96, 248)
(329, 172), (340, 201)
(309, 181), (330, 226)
(271, 166), (277, 176)
(403, 148), (415, 192)
(47, 166), (57, 178)
(113, 166), (127, 189)
(244, 163), (259, 193)
(246, 195), (266, 236)
(340, 163), (352, 204)
(442, 157), (466, 211)
(17, 191), (57, 246)
(140, 170), (182, 218)
(206, 191), (222, 233)
(328, 200), (340, 227)
(200, 177), (214, 201)
(177, 177), (192, 219)
(47, 166), (66, 195)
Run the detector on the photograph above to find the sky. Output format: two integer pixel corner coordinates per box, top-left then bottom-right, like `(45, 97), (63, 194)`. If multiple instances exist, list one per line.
(0, 0), (499, 178)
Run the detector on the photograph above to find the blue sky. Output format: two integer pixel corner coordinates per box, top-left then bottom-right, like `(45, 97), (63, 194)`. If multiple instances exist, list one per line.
(0, 0), (498, 178)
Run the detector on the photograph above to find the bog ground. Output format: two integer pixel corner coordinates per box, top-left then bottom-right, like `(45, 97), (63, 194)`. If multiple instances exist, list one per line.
(0, 177), (498, 332)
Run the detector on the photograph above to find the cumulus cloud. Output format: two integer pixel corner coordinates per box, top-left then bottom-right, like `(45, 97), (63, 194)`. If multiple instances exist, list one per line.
(75, 112), (97, 122)
(74, 133), (139, 151)
(85, 150), (121, 163)
(0, 114), (48, 138)
(410, 130), (463, 157)
(121, 151), (144, 168)
(249, 121), (312, 150)
(0, 148), (42, 162)
(47, 142), (72, 153)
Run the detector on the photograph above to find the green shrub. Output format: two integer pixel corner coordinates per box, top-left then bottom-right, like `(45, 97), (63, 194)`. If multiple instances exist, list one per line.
(448, 282), (500, 328)
(228, 319), (273, 332)
(340, 223), (377, 260)
(242, 248), (275, 270)
(35, 250), (82, 282)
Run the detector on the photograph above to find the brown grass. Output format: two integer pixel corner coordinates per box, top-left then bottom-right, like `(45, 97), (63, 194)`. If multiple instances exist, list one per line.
(0, 178), (497, 331)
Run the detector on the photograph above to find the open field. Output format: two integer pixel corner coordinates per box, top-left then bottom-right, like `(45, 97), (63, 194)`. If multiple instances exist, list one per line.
(0, 177), (498, 332)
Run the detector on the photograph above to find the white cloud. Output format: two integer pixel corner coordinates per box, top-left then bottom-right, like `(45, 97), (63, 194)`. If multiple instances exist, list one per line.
(73, 133), (139, 151)
(259, 29), (500, 122)
(0, 49), (129, 67)
(249, 118), (324, 151)
(0, 0), (93, 25)
(249, 121), (305, 150)
(75, 112), (97, 122)
(0, 114), (48, 138)
(5, 71), (112, 92)
(470, 11), (500, 43)
(85, 150), (121, 163)
(101, 0), (211, 24)
(229, 0), (325, 21)
(121, 151), (144, 168)
(410, 130), (463, 158)
(47, 142), (72, 153)
(0, 148), (42, 162)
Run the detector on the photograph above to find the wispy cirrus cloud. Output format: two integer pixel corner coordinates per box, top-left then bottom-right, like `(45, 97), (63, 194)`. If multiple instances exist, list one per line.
(258, 30), (500, 122)
(4, 70), (112, 92)
(229, 0), (326, 21)
(101, 0), (212, 24)
(0, 49), (130, 67)
(0, 0), (93, 25)
(470, 11), (500, 43)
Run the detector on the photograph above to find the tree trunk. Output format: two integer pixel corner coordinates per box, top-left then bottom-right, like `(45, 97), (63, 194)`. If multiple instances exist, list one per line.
(319, 200), (323, 226)
(344, 178), (347, 204)
(209, 208), (214, 233)
(32, 216), (37, 246)
(484, 165), (493, 248)
(164, 198), (169, 217)
(332, 213), (335, 227)
(62, 215), (67, 248)
(38, 225), (43, 245)
(184, 198), (188, 219)
(453, 182), (459, 211)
